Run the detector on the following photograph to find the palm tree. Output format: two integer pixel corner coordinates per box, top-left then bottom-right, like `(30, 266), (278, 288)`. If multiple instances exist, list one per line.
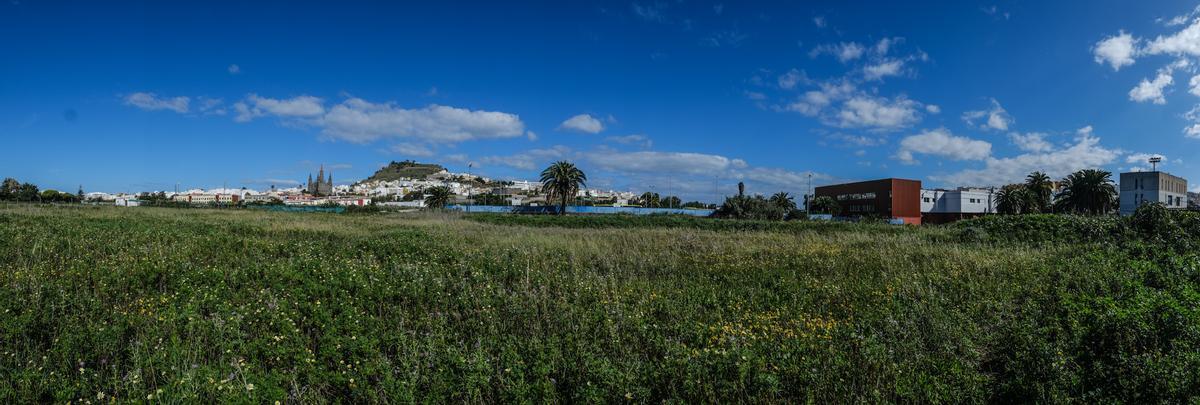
(769, 192), (797, 211)
(1024, 171), (1053, 213)
(810, 196), (840, 215)
(540, 161), (587, 215)
(638, 191), (661, 208)
(995, 184), (1033, 215)
(1054, 169), (1118, 215)
(423, 186), (452, 209)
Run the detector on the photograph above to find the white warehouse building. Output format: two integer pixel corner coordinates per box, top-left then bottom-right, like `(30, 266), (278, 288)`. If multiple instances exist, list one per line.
(920, 188), (997, 224)
(1119, 171), (1188, 216)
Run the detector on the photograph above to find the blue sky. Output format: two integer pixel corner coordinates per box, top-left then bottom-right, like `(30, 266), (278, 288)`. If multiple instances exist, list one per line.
(4, 0), (1200, 201)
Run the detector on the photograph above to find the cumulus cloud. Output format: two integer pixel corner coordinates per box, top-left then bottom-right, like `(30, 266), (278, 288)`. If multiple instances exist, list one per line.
(558, 114), (605, 134)
(962, 99), (1013, 131)
(124, 92), (190, 113)
(234, 94), (325, 122)
(1092, 31), (1138, 71)
(390, 143), (435, 157)
(1129, 69), (1174, 104)
(320, 98), (525, 143)
(1009, 132), (1054, 153)
(862, 60), (905, 81)
(585, 150), (746, 175)
(925, 105), (941, 114)
(810, 42), (866, 63)
(1125, 152), (1166, 164)
(605, 134), (653, 148)
(932, 126), (1120, 186)
(1144, 18), (1200, 57)
(895, 128), (991, 164)
(777, 69), (808, 89)
(476, 146), (573, 170)
(836, 95), (922, 130)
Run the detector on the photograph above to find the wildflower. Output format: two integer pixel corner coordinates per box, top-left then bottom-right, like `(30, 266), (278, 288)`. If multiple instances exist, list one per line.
(246, 383), (255, 391)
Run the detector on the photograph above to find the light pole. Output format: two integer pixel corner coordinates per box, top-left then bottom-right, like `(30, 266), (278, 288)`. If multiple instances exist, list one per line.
(806, 172), (813, 214)
(466, 163), (473, 213)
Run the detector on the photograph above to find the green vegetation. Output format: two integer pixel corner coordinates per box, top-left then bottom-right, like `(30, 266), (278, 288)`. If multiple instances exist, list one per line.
(539, 161), (587, 215)
(362, 160), (447, 182)
(2, 203), (1200, 402)
(423, 186), (452, 209)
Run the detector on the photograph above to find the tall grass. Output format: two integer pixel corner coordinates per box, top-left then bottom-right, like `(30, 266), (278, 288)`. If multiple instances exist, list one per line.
(0, 204), (1197, 402)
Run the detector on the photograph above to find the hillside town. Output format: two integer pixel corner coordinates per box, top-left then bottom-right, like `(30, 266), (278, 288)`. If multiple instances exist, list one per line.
(77, 161), (645, 209)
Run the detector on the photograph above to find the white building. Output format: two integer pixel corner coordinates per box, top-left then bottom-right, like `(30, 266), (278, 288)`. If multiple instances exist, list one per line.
(1119, 171), (1188, 216)
(920, 188), (996, 224)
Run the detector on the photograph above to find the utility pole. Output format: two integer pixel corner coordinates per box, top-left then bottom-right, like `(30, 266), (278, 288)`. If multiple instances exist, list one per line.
(806, 172), (813, 214)
(466, 163), (473, 213)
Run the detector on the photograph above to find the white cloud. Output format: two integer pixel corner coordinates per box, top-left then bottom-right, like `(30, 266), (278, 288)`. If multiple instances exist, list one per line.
(1185, 123), (1200, 138)
(124, 92), (189, 113)
(874, 37), (903, 55)
(777, 69), (807, 89)
(1129, 69), (1174, 104)
(1189, 75), (1200, 96)
(1092, 31), (1138, 71)
(585, 150), (745, 175)
(390, 143), (435, 157)
(1144, 18), (1200, 57)
(479, 146), (571, 170)
(526, 130), (538, 141)
(932, 126), (1120, 186)
(836, 95), (921, 130)
(1008, 132), (1054, 153)
(234, 94), (325, 122)
(895, 128), (991, 164)
(813, 16), (826, 28)
(605, 134), (653, 148)
(784, 81), (855, 116)
(862, 60), (904, 81)
(228, 64), (240, 74)
(558, 114), (605, 134)
(320, 98), (525, 143)
(810, 42), (865, 63)
(1125, 152), (1166, 164)
(962, 99), (1013, 131)
(925, 104), (941, 114)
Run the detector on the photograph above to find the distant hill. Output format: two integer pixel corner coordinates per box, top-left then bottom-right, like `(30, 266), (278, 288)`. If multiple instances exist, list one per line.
(363, 160), (446, 182)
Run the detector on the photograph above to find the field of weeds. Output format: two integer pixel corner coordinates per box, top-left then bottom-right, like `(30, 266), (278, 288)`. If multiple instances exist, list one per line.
(1, 204), (1197, 402)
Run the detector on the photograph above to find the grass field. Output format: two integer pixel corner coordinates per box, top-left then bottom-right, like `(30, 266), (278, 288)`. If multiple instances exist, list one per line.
(1, 204), (1198, 402)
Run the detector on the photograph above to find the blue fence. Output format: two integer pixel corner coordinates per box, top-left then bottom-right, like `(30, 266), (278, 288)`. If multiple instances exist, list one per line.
(446, 205), (714, 217)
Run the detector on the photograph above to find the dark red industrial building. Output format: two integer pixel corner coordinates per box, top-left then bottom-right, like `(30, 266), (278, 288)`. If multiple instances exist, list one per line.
(813, 178), (922, 224)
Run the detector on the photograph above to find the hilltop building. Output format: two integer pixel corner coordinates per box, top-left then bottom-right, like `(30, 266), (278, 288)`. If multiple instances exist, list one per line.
(920, 188), (997, 224)
(1119, 170), (1188, 216)
(814, 178), (922, 224)
(306, 165), (334, 196)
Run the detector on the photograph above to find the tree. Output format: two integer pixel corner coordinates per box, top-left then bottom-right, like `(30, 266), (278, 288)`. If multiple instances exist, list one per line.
(661, 195), (681, 209)
(15, 183), (40, 202)
(423, 186), (453, 209)
(401, 190), (424, 201)
(1054, 169), (1118, 215)
(1024, 171), (1053, 213)
(995, 184), (1034, 215)
(77, 185), (85, 202)
(540, 161), (587, 215)
(712, 194), (786, 220)
(637, 192), (661, 208)
(810, 196), (840, 215)
(0, 177), (19, 200)
(769, 192), (797, 211)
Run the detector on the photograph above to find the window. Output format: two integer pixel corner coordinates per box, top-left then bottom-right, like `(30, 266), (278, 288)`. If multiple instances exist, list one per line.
(923, 197), (931, 203)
